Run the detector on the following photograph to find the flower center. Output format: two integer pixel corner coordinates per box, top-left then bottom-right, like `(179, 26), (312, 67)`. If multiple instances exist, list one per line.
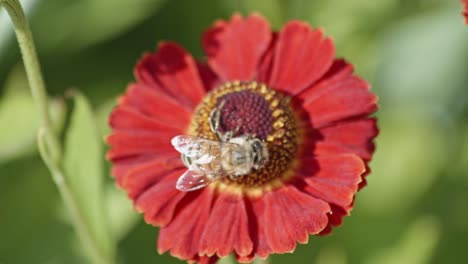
(188, 81), (299, 190)
(215, 91), (273, 140)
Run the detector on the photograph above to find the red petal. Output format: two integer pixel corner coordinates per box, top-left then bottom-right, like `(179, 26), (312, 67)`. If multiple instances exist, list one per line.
(297, 153), (367, 236)
(318, 204), (349, 236)
(109, 106), (181, 134)
(235, 253), (256, 263)
(119, 83), (191, 130)
(199, 193), (253, 257)
(358, 165), (372, 190)
(119, 157), (183, 199)
(257, 32), (278, 83)
(158, 188), (214, 260)
(203, 13), (271, 81)
(106, 130), (176, 160)
(298, 60), (377, 128)
(196, 62), (221, 91)
(315, 118), (378, 161)
(111, 153), (162, 181)
(134, 42), (206, 109)
(135, 170), (187, 227)
(111, 153), (180, 184)
(463, 0), (468, 23)
(298, 154), (364, 208)
(249, 197), (271, 259)
(268, 21), (335, 95)
(261, 186), (330, 254)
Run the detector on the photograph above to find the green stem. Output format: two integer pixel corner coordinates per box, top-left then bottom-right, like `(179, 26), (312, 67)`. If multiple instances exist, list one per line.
(38, 129), (112, 264)
(1, 1), (113, 263)
(1, 0), (60, 163)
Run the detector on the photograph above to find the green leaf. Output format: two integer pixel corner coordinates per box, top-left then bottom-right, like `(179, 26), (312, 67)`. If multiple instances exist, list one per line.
(96, 97), (117, 137)
(105, 184), (139, 241)
(63, 91), (114, 260)
(0, 64), (65, 163)
(0, 88), (38, 161)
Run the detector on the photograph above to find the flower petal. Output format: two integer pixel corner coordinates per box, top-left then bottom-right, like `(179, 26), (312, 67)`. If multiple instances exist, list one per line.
(106, 130), (176, 160)
(118, 156), (183, 199)
(463, 0), (468, 24)
(358, 165), (372, 190)
(110, 153), (163, 182)
(261, 186), (330, 254)
(318, 204), (349, 236)
(298, 60), (377, 128)
(109, 106), (181, 134)
(268, 21), (335, 95)
(298, 154), (365, 209)
(196, 62), (221, 91)
(135, 170), (187, 227)
(235, 253), (256, 263)
(110, 152), (181, 185)
(134, 42), (206, 109)
(119, 83), (192, 130)
(298, 154), (367, 235)
(249, 197), (271, 259)
(203, 13), (271, 81)
(257, 33), (278, 83)
(315, 118), (378, 160)
(199, 193), (253, 257)
(158, 188), (214, 260)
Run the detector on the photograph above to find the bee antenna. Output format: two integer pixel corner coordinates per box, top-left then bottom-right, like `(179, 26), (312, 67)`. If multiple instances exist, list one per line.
(219, 100), (226, 109)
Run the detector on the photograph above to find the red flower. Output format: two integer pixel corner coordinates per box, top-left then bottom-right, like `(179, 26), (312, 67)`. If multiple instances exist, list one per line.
(463, 0), (468, 24)
(107, 14), (378, 263)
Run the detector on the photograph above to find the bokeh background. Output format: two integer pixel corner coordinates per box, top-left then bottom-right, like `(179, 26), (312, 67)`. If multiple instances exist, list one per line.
(1, 0), (468, 263)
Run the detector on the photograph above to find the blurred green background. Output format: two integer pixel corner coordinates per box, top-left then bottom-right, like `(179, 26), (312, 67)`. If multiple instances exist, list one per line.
(1, 0), (468, 263)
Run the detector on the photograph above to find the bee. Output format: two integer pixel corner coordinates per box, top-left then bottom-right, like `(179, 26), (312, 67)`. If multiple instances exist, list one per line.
(171, 102), (269, 191)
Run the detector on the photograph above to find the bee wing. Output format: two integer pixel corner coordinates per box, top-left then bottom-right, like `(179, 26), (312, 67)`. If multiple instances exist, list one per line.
(176, 170), (218, 192)
(171, 135), (218, 158)
(192, 153), (215, 164)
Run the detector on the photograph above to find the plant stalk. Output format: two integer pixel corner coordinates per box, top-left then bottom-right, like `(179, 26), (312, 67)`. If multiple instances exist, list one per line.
(1, 0), (60, 162)
(1, 1), (113, 263)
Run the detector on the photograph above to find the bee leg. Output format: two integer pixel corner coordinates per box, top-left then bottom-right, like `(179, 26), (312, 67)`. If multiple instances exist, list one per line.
(234, 125), (241, 135)
(209, 108), (220, 134)
(248, 134), (260, 142)
(209, 100), (226, 139)
(222, 124), (242, 142)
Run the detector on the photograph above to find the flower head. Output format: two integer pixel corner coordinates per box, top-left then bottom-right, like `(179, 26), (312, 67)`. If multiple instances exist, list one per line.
(107, 13), (378, 263)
